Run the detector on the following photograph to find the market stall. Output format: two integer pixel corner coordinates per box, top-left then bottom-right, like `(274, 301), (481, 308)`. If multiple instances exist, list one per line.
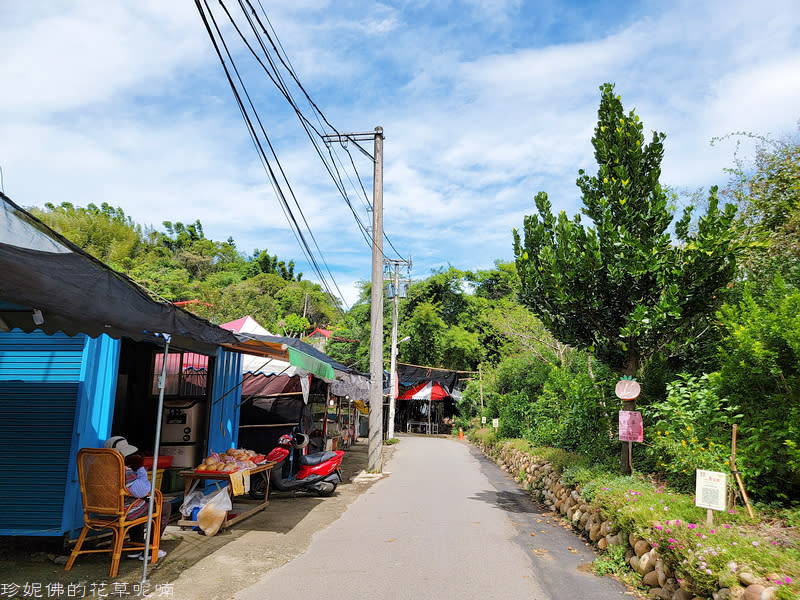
(177, 448), (279, 532)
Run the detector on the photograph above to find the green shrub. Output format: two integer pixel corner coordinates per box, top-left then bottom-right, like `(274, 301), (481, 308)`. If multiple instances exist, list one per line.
(497, 391), (534, 438)
(643, 373), (739, 492)
(529, 360), (616, 463)
(592, 543), (627, 576)
(717, 279), (800, 501)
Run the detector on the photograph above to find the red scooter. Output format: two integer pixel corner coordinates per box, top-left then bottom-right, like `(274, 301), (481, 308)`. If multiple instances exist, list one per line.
(249, 432), (344, 500)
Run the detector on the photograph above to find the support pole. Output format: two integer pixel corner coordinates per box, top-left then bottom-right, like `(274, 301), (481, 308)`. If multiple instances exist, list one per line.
(478, 364), (484, 411)
(141, 334), (170, 584)
(367, 126), (384, 473)
(387, 263), (400, 439)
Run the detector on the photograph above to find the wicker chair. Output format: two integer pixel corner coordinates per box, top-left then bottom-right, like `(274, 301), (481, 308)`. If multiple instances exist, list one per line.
(65, 448), (162, 577)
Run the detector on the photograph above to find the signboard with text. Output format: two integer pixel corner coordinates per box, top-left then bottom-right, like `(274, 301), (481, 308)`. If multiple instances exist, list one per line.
(618, 410), (643, 442)
(492, 418), (499, 430)
(696, 470), (727, 511)
(481, 416), (487, 425)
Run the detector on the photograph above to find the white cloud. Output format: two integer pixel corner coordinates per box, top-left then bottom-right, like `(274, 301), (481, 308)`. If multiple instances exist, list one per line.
(1, 0), (799, 308)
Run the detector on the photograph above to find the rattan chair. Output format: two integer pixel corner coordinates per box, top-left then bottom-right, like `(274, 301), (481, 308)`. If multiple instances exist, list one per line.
(65, 448), (162, 577)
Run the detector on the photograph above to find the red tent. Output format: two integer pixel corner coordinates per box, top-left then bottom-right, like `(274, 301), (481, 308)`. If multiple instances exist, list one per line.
(396, 380), (450, 434)
(397, 380), (450, 400)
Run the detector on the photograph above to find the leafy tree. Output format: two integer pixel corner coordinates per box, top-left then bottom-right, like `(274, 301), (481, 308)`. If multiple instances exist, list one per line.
(279, 313), (311, 338)
(468, 260), (520, 301)
(402, 267), (468, 327)
(720, 129), (800, 291)
(513, 83), (739, 472)
(401, 302), (446, 366)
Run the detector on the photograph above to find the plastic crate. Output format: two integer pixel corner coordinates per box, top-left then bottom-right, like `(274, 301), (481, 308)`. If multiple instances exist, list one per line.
(161, 467), (186, 493)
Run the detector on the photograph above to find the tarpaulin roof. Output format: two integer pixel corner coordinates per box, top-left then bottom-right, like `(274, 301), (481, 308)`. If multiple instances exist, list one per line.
(396, 362), (472, 390)
(0, 193), (238, 354)
(0, 194), (341, 372)
(228, 328), (370, 396)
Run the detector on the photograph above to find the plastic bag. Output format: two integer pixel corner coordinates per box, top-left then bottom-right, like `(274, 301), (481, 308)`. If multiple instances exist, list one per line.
(196, 487), (231, 536)
(179, 489), (207, 518)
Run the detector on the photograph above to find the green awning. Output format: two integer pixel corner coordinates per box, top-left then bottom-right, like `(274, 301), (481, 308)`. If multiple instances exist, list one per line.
(288, 346), (335, 381)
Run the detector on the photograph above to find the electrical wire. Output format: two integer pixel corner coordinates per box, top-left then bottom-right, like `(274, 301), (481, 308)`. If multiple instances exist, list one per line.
(196, 0), (348, 313)
(240, 0), (408, 261)
(198, 0), (411, 317)
(224, 0), (374, 248)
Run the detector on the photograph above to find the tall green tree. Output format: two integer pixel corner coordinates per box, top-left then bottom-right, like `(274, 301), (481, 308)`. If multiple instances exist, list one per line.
(513, 83), (739, 472)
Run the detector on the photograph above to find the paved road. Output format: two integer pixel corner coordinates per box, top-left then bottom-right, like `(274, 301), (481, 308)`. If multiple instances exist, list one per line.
(233, 436), (629, 600)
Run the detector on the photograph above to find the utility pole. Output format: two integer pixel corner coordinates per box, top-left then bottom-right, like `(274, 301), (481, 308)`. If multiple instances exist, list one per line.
(321, 127), (384, 472)
(368, 127), (384, 472)
(385, 257), (412, 440)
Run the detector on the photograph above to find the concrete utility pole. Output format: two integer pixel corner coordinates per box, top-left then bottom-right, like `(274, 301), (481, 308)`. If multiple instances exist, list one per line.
(368, 127), (384, 472)
(386, 257), (412, 440)
(321, 127), (385, 472)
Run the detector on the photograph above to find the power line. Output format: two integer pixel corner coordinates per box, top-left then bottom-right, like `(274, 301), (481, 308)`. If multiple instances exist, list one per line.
(237, 0), (408, 262)
(196, 0), (348, 313)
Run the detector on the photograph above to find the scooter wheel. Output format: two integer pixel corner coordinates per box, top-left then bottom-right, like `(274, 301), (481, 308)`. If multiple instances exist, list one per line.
(316, 483), (337, 497)
(249, 474), (268, 501)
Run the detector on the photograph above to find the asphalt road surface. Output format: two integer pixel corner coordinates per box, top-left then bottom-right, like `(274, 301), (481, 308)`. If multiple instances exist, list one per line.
(233, 435), (630, 600)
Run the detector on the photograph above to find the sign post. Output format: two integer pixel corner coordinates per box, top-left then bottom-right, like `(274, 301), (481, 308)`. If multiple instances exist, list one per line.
(616, 379), (641, 471)
(492, 418), (499, 431)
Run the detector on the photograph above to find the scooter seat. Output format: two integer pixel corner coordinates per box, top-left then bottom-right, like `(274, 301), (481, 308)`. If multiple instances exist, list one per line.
(299, 451), (338, 466)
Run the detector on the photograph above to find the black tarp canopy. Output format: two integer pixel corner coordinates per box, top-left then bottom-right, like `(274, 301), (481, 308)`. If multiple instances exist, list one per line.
(0, 193), (241, 354)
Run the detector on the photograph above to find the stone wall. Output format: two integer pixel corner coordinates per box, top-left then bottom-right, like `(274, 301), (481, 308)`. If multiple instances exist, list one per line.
(474, 439), (780, 600)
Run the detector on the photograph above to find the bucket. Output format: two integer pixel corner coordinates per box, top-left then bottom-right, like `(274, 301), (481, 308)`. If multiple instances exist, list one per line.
(190, 507), (201, 531)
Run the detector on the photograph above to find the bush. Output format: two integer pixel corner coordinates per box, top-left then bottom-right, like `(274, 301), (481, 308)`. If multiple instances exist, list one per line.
(643, 373), (739, 492)
(717, 279), (800, 501)
(497, 391), (534, 438)
(528, 358), (617, 464)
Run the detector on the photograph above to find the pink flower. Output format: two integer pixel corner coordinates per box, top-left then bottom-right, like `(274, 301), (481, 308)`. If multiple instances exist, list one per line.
(706, 569), (712, 575)
(752, 541), (759, 547)
(687, 523), (697, 529)
(784, 577), (793, 584)
(654, 525), (663, 531)
(724, 524), (731, 529)
(710, 529), (715, 534)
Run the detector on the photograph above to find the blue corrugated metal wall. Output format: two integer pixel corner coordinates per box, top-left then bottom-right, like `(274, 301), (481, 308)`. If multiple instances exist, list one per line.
(0, 330), (119, 536)
(207, 348), (243, 454)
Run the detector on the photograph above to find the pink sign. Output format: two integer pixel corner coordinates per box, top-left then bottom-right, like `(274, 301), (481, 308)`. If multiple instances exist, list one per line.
(618, 410), (643, 442)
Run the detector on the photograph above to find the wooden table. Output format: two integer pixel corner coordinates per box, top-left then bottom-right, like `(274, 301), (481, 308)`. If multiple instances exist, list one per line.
(176, 462), (277, 530)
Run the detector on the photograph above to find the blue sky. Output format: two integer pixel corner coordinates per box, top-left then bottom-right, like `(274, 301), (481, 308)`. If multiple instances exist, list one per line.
(1, 1), (799, 308)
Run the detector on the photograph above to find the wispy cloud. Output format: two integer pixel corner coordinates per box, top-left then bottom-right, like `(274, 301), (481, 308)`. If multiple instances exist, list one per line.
(0, 0), (798, 306)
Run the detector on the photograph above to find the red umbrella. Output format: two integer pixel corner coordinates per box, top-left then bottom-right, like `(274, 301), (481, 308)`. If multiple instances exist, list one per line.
(397, 380), (450, 400)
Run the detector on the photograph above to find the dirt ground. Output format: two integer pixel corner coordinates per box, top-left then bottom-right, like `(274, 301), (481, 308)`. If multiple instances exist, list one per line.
(0, 440), (395, 600)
